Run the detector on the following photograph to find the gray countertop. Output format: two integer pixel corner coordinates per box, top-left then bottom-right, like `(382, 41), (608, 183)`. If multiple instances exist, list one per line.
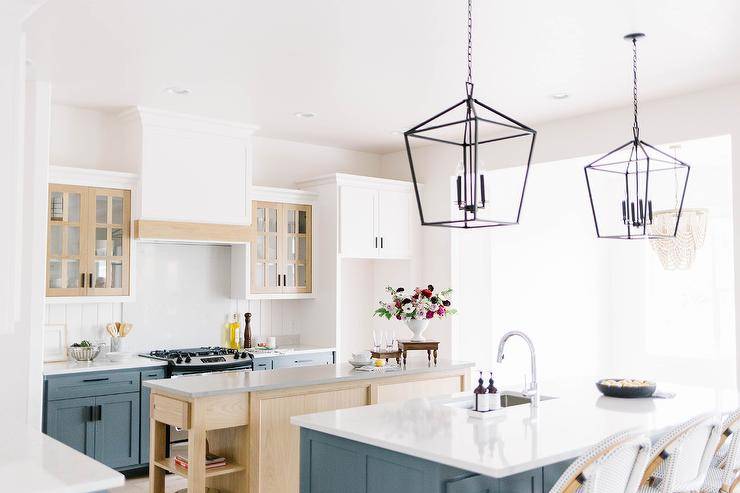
(144, 360), (474, 399)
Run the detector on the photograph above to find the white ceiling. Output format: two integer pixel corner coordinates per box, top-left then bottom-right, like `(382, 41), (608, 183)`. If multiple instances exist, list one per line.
(25, 0), (740, 154)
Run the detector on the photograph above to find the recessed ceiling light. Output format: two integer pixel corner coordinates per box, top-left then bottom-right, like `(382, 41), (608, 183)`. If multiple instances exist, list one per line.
(550, 92), (570, 100)
(163, 86), (191, 96)
(294, 112), (316, 118)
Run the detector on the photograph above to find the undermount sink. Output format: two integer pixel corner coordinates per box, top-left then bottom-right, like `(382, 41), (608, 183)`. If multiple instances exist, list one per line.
(443, 391), (555, 410)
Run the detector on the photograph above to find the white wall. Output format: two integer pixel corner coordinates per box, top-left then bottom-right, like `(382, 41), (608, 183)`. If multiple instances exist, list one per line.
(252, 136), (380, 188)
(0, 2), (51, 428)
(49, 104), (383, 185)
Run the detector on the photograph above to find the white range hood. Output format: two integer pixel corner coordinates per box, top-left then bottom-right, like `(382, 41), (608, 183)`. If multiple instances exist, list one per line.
(119, 107), (258, 244)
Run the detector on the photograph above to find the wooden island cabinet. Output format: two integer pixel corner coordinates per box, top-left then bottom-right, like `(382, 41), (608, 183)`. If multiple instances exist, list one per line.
(145, 361), (472, 493)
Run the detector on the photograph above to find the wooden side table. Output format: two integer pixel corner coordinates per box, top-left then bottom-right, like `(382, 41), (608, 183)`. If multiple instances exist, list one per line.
(370, 349), (401, 364)
(397, 340), (440, 366)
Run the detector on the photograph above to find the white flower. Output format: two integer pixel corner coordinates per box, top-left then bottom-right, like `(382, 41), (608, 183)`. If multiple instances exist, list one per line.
(403, 303), (415, 314)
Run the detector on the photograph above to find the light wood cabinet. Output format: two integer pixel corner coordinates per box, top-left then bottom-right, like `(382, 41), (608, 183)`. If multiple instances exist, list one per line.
(251, 201), (312, 294)
(339, 183), (411, 259)
(46, 184), (131, 298)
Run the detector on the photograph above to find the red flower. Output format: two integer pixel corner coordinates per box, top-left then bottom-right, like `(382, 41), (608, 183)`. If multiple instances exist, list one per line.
(421, 289), (433, 298)
(395, 300), (401, 308)
(426, 311), (434, 319)
(396, 315), (402, 320)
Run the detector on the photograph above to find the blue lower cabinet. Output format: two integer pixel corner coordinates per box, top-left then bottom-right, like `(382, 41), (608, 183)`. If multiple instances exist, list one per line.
(140, 369), (166, 464)
(300, 429), (569, 493)
(44, 366), (166, 471)
(273, 351), (334, 369)
(253, 359), (273, 371)
(445, 475), (497, 493)
(94, 392), (140, 468)
(46, 396), (96, 457)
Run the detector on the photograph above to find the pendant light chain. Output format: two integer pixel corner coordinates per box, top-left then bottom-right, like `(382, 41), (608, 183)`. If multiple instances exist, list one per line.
(466, 0), (473, 97)
(632, 37), (639, 140)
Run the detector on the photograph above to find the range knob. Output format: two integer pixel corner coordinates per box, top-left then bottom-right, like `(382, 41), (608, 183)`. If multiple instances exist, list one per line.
(175, 356), (183, 364)
(184, 356), (191, 363)
(240, 352), (248, 359)
(233, 352), (240, 359)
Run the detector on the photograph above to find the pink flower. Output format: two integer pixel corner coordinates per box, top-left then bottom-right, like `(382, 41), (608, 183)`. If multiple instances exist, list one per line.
(426, 310), (434, 319)
(437, 306), (445, 316)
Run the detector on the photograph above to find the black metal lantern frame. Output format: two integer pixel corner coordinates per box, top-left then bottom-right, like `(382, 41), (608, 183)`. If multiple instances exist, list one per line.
(403, 0), (537, 229)
(584, 33), (690, 239)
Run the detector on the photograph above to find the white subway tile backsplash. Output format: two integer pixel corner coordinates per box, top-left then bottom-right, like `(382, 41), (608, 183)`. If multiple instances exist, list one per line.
(45, 244), (303, 352)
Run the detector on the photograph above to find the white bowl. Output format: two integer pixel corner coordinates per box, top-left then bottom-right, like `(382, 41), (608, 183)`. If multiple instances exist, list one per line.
(106, 351), (133, 362)
(348, 360), (372, 368)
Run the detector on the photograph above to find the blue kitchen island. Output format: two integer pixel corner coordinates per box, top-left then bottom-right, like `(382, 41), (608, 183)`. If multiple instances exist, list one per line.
(292, 381), (739, 493)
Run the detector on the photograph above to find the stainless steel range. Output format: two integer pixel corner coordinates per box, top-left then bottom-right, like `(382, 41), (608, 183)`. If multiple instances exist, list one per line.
(141, 346), (253, 452)
(142, 346), (253, 376)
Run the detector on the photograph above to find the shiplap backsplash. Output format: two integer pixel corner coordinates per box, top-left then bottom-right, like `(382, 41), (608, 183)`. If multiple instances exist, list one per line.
(45, 243), (303, 352)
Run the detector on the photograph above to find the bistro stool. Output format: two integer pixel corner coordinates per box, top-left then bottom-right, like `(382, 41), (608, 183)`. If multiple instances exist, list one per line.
(549, 430), (651, 493)
(639, 413), (722, 493)
(701, 409), (740, 493)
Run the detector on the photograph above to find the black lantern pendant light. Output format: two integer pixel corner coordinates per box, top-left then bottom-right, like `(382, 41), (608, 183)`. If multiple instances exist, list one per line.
(403, 0), (536, 229)
(584, 33), (690, 239)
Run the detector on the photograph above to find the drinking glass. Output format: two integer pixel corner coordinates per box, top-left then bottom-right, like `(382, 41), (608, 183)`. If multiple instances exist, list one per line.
(372, 331), (380, 352)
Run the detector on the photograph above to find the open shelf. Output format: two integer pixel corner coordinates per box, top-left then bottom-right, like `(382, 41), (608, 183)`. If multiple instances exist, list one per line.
(153, 458), (246, 479)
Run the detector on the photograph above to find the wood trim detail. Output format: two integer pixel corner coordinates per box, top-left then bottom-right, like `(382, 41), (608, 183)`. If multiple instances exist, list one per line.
(134, 219), (254, 243)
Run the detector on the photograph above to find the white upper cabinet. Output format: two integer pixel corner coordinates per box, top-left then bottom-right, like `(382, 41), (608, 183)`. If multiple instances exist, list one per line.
(336, 175), (412, 259)
(377, 189), (410, 258)
(120, 107), (257, 230)
(339, 186), (378, 258)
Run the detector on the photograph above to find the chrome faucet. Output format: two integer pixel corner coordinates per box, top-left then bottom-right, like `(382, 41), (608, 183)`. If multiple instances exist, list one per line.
(496, 331), (539, 407)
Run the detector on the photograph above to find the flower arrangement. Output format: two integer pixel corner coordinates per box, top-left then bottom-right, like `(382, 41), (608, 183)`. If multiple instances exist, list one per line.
(374, 285), (456, 321)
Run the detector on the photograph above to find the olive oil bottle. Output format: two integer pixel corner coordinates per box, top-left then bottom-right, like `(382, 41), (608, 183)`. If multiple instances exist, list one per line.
(229, 314), (241, 349)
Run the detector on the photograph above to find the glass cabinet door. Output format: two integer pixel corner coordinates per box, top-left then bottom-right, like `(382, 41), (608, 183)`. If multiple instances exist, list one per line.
(251, 202), (282, 293)
(47, 185), (87, 296)
(85, 188), (131, 296)
(282, 204), (312, 294)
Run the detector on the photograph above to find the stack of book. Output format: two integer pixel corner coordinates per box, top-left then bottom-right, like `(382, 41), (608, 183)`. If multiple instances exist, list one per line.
(174, 452), (227, 470)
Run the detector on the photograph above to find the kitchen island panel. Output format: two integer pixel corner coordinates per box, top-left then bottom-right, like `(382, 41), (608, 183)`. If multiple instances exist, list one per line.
(251, 383), (370, 493)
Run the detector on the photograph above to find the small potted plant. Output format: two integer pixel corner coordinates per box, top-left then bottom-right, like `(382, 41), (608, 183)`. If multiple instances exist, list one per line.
(374, 285), (456, 341)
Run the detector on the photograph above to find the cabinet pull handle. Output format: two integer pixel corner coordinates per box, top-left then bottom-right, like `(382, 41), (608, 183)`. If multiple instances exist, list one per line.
(145, 373), (159, 377)
(375, 237), (378, 248)
(88, 273), (93, 288)
(381, 237), (384, 249)
(294, 359), (312, 364)
(81, 273), (86, 288)
(83, 377), (109, 383)
(283, 274), (287, 286)
(88, 405), (94, 421)
(277, 273), (281, 286)
(97, 404), (102, 421)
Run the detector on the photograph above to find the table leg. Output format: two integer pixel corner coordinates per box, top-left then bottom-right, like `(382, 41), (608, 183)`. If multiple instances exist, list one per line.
(427, 349), (431, 365)
(402, 349), (407, 366)
(149, 420), (166, 493)
(433, 349), (438, 365)
(187, 427), (207, 493)
(395, 356), (400, 365)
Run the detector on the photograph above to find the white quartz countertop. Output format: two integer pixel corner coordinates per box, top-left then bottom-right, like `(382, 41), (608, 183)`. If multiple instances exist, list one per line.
(246, 345), (335, 359)
(144, 360), (473, 398)
(0, 423), (124, 492)
(44, 355), (167, 376)
(291, 379), (739, 479)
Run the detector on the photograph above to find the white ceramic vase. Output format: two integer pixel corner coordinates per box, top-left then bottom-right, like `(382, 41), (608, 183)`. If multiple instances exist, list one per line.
(405, 319), (430, 342)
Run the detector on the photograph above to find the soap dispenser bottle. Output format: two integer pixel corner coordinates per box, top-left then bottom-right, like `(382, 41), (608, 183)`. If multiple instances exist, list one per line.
(487, 372), (500, 410)
(474, 371), (489, 412)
